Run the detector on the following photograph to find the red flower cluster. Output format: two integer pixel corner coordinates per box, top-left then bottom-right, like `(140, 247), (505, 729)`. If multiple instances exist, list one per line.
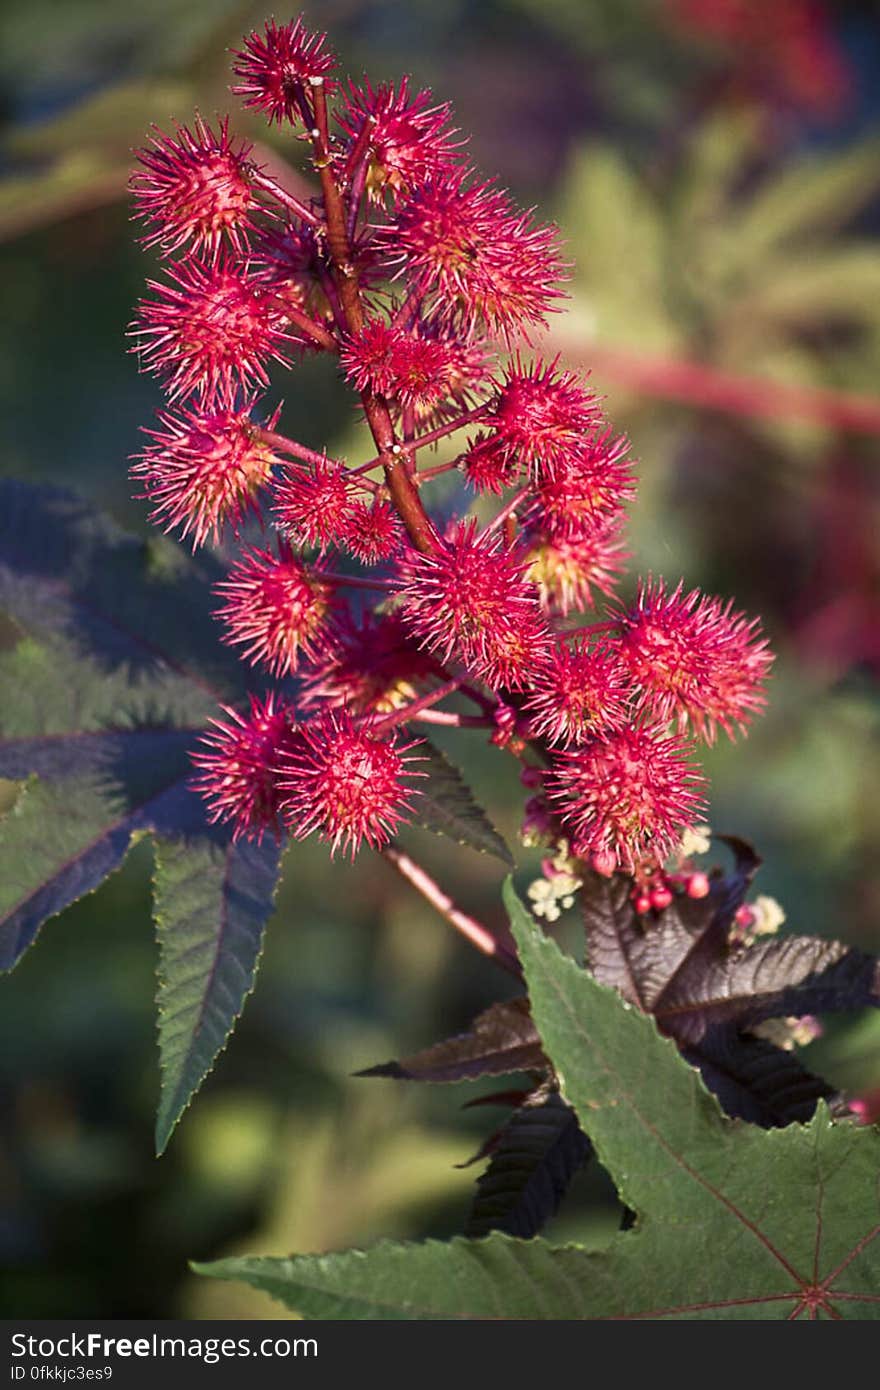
(130, 16), (772, 871)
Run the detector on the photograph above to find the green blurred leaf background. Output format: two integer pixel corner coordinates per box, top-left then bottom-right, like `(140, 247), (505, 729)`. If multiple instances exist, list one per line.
(1, 0), (879, 1317)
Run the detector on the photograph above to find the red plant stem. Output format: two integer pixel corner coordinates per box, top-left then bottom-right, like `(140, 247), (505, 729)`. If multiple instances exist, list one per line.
(311, 569), (392, 590)
(380, 846), (522, 978)
(478, 488), (529, 541)
(344, 115), (377, 181)
(350, 407), (491, 479)
(250, 168), (322, 227)
(257, 430), (381, 493)
(364, 409), (439, 552)
(411, 406), (491, 452)
(346, 170), (369, 240)
(308, 79), (438, 554)
(452, 678), (496, 714)
(374, 677), (463, 732)
(557, 340), (880, 438)
(309, 79), (362, 329)
(415, 458), (463, 483)
(255, 429), (341, 470)
(272, 299), (338, 352)
(391, 289), (422, 331)
(343, 115), (375, 237)
(411, 709), (492, 727)
(315, 262), (346, 332)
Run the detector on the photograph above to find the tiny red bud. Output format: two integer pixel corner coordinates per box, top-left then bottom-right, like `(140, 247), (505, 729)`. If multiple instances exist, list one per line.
(520, 766), (544, 789)
(686, 871), (711, 899)
(590, 849), (617, 878)
(650, 886), (673, 911)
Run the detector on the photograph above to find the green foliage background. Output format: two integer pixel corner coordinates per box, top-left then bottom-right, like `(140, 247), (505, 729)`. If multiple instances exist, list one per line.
(1, 0), (879, 1317)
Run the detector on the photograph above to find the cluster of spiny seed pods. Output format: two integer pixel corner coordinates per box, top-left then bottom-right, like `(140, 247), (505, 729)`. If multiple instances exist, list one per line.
(130, 16), (772, 876)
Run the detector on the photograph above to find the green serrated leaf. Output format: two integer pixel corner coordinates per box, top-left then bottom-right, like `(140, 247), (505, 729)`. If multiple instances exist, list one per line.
(196, 885), (880, 1318)
(0, 481), (248, 966)
(412, 738), (513, 864)
(505, 882), (880, 1317)
(0, 481), (284, 1143)
(191, 1235), (606, 1319)
(153, 833), (281, 1154)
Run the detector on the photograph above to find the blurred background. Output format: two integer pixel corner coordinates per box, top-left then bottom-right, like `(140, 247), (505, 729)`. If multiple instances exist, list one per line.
(1, 0), (880, 1318)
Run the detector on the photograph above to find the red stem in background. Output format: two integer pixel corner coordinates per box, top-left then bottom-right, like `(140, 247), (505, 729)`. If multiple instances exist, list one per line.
(556, 340), (880, 437)
(344, 116), (376, 237)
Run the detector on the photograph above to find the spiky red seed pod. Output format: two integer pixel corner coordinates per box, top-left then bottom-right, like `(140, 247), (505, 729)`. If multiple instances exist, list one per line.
(549, 725), (707, 872)
(338, 78), (464, 198)
(398, 521), (552, 690)
(131, 399), (278, 548)
(277, 708), (424, 857)
(483, 357), (604, 482)
(524, 521), (629, 615)
(272, 460), (356, 552)
(343, 498), (403, 564)
(523, 638), (631, 746)
(300, 609), (438, 715)
(130, 116), (258, 259)
(534, 429), (635, 537)
(214, 540), (333, 676)
(132, 257), (290, 403)
(613, 578), (773, 742)
(340, 319), (488, 415)
(191, 692), (298, 841)
(384, 169), (565, 342)
(231, 17), (338, 126)
(463, 433), (521, 495)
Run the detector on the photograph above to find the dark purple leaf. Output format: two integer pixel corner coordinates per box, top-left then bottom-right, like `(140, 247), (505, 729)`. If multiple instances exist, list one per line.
(657, 933), (880, 1043)
(685, 1027), (835, 1127)
(358, 997), (546, 1083)
(466, 1088), (593, 1240)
